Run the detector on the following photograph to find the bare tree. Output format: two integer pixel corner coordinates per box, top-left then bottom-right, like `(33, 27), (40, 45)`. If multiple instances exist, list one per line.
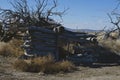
(0, 0), (67, 27)
(0, 0), (67, 42)
(104, 1), (120, 39)
(106, 13), (120, 39)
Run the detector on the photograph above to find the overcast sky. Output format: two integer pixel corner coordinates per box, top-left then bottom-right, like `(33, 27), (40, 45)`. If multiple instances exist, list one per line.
(0, 0), (119, 30)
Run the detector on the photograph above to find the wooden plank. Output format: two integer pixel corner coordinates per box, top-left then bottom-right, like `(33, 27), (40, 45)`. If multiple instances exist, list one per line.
(31, 32), (56, 37)
(33, 45), (56, 49)
(24, 47), (56, 52)
(30, 33), (56, 40)
(60, 34), (81, 39)
(68, 38), (90, 43)
(64, 30), (96, 38)
(31, 43), (56, 47)
(75, 34), (96, 38)
(29, 26), (55, 34)
(31, 48), (56, 52)
(74, 47), (93, 51)
(31, 37), (55, 41)
(33, 48), (56, 51)
(31, 35), (56, 39)
(64, 30), (87, 34)
(58, 35), (79, 40)
(31, 44), (56, 47)
(27, 50), (55, 56)
(61, 33), (96, 39)
(25, 51), (55, 55)
(31, 42), (56, 46)
(58, 36), (89, 42)
(23, 44), (56, 49)
(31, 39), (56, 43)
(31, 37), (56, 40)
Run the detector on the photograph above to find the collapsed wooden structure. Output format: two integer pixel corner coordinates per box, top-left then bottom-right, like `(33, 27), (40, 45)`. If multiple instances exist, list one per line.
(22, 26), (97, 60)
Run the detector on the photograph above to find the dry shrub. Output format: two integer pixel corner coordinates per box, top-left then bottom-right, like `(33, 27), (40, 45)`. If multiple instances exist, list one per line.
(13, 60), (29, 71)
(99, 39), (120, 55)
(0, 39), (24, 57)
(13, 55), (76, 73)
(9, 39), (24, 57)
(0, 42), (13, 57)
(113, 40), (120, 54)
(32, 55), (54, 65)
(29, 55), (55, 73)
(58, 60), (76, 72)
(110, 32), (119, 39)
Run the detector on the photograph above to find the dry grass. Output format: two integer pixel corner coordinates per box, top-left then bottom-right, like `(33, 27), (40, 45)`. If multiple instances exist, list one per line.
(13, 59), (29, 71)
(0, 42), (13, 57)
(97, 32), (120, 55)
(99, 39), (120, 55)
(58, 60), (75, 72)
(13, 55), (76, 73)
(0, 39), (24, 57)
(9, 39), (24, 57)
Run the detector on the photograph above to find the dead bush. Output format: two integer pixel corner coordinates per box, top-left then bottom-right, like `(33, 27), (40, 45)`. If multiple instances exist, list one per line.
(9, 39), (24, 57)
(13, 60), (29, 71)
(99, 39), (120, 55)
(13, 55), (76, 73)
(0, 39), (24, 57)
(0, 42), (13, 57)
(58, 60), (76, 72)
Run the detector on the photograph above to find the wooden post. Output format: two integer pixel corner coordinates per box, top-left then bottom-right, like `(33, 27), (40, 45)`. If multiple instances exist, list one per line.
(55, 33), (59, 60)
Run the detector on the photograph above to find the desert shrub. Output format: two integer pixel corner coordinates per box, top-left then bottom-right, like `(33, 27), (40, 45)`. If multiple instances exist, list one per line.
(0, 39), (24, 57)
(13, 60), (29, 71)
(58, 60), (75, 72)
(28, 55), (55, 73)
(0, 42), (13, 57)
(99, 39), (120, 55)
(9, 39), (24, 57)
(13, 55), (76, 73)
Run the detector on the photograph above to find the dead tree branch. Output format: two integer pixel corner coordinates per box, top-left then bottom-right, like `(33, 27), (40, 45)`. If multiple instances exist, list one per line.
(106, 13), (120, 39)
(0, 0), (67, 42)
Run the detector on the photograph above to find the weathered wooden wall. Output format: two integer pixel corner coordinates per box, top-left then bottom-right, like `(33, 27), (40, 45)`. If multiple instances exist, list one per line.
(22, 26), (97, 60)
(23, 26), (59, 59)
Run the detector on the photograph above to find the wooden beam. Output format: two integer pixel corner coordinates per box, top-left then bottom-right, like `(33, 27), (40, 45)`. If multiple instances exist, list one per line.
(29, 26), (55, 34)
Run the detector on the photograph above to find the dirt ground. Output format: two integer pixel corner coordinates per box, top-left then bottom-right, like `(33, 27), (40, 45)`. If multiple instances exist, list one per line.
(0, 56), (120, 80)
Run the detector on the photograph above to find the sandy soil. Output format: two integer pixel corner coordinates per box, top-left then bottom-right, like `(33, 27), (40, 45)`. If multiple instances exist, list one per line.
(0, 56), (120, 80)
